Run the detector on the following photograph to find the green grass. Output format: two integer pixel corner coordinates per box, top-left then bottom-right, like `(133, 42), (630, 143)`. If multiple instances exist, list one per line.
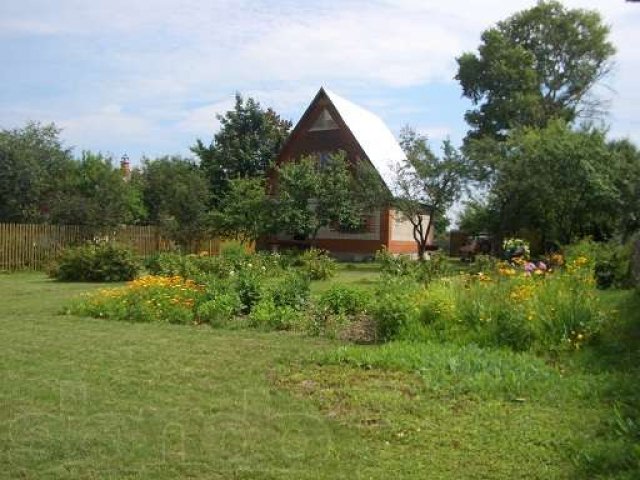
(309, 263), (380, 295)
(1, 272), (638, 478)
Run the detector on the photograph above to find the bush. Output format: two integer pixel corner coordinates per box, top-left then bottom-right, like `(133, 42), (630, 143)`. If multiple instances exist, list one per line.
(318, 284), (370, 316)
(196, 292), (241, 327)
(234, 269), (263, 314)
(299, 248), (336, 280)
(370, 279), (423, 342)
(248, 299), (304, 331)
(415, 253), (453, 283)
(50, 243), (140, 282)
(268, 273), (310, 310)
(145, 253), (233, 279)
(375, 248), (414, 277)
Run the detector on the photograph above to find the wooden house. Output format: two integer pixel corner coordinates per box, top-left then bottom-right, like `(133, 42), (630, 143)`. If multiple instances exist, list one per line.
(267, 87), (433, 260)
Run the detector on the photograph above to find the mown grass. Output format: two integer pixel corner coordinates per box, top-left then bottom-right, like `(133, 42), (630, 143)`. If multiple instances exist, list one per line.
(309, 263), (380, 295)
(1, 272), (638, 478)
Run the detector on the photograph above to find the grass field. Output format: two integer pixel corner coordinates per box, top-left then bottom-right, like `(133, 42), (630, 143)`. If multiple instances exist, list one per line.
(1, 272), (638, 479)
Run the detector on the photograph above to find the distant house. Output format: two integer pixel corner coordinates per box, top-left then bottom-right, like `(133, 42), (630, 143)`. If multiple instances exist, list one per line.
(266, 87), (433, 260)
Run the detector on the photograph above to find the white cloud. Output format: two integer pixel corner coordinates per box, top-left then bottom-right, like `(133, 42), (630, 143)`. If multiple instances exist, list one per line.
(1, 0), (638, 155)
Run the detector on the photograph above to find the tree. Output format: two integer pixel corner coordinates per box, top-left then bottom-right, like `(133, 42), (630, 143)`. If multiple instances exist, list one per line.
(608, 139), (640, 239)
(456, 1), (615, 142)
(478, 120), (619, 245)
(211, 177), (272, 244)
(140, 156), (211, 248)
(192, 94), (291, 204)
(274, 152), (385, 241)
(394, 128), (468, 260)
(0, 122), (74, 223)
(49, 151), (146, 228)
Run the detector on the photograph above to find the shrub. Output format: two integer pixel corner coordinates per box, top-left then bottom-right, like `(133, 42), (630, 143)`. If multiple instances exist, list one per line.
(375, 248), (414, 277)
(415, 253), (453, 283)
(220, 241), (250, 267)
(299, 248), (336, 280)
(318, 284), (370, 316)
(248, 298), (304, 331)
(234, 268), (263, 314)
(50, 243), (140, 282)
(370, 279), (423, 342)
(145, 253), (233, 279)
(268, 273), (310, 310)
(196, 293), (241, 327)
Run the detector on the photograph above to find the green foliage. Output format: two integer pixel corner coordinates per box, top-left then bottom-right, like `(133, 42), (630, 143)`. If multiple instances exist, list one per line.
(234, 268), (263, 314)
(49, 243), (140, 282)
(608, 140), (640, 238)
(370, 279), (423, 342)
(320, 341), (563, 401)
(196, 293), (242, 327)
(318, 284), (370, 316)
(566, 238), (636, 289)
(456, 0), (615, 140)
(481, 121), (619, 244)
(0, 122), (75, 223)
(274, 152), (385, 241)
(70, 275), (201, 324)
(211, 178), (272, 243)
(395, 128), (468, 259)
(140, 156), (211, 247)
(376, 249), (451, 284)
(220, 241), (250, 263)
(50, 151), (145, 227)
(267, 272), (310, 310)
(414, 253), (453, 283)
(248, 298), (303, 331)
(299, 248), (336, 280)
(192, 94), (291, 205)
(375, 248), (414, 277)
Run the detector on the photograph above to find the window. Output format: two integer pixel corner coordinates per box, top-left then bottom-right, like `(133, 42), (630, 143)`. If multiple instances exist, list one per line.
(309, 108), (339, 131)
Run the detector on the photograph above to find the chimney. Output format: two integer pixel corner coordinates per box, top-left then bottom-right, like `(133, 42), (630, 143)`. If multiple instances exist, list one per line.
(120, 153), (131, 181)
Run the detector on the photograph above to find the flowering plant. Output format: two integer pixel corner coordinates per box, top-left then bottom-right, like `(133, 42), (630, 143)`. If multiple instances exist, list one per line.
(503, 238), (531, 260)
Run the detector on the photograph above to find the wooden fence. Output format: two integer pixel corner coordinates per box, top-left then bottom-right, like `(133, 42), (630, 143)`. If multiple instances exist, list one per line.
(0, 223), (228, 271)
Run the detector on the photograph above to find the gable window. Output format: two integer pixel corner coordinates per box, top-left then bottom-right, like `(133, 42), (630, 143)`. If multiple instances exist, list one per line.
(309, 108), (339, 132)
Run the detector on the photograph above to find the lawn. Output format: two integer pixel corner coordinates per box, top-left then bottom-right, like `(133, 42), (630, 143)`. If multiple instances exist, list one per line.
(1, 272), (638, 479)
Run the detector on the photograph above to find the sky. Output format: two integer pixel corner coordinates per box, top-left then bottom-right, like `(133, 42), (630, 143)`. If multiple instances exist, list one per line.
(1, 0), (639, 165)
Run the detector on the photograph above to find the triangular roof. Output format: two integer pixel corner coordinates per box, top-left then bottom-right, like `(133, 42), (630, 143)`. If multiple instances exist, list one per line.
(321, 88), (405, 190)
(279, 87), (406, 191)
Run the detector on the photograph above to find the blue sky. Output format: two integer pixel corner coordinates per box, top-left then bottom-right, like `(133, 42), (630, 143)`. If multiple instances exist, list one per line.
(1, 0), (638, 165)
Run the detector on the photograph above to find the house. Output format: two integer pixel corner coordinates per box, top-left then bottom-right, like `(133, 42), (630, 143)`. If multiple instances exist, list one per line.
(267, 87), (433, 260)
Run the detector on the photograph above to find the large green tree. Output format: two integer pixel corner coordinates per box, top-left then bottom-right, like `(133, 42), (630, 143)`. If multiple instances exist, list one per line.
(608, 139), (640, 239)
(192, 94), (291, 205)
(395, 128), (469, 260)
(456, 1), (615, 142)
(140, 156), (211, 247)
(472, 120), (619, 245)
(0, 122), (74, 223)
(210, 177), (272, 244)
(49, 151), (145, 227)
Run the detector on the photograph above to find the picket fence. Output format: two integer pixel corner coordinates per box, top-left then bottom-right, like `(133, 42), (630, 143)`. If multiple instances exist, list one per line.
(0, 223), (226, 271)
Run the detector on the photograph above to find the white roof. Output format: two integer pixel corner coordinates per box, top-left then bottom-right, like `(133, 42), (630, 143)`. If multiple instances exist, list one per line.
(323, 88), (405, 191)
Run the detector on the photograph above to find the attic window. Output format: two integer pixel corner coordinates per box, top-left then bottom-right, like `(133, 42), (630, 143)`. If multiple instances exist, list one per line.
(309, 108), (338, 132)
